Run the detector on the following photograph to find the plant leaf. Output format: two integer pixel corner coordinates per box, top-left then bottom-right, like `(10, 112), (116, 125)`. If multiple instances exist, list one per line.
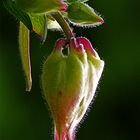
(3, 0), (32, 30)
(47, 16), (62, 30)
(66, 0), (88, 3)
(29, 14), (48, 43)
(19, 22), (32, 91)
(67, 2), (104, 27)
(29, 14), (62, 43)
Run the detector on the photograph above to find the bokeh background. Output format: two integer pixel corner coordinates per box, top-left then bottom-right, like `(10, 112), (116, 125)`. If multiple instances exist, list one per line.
(0, 0), (140, 140)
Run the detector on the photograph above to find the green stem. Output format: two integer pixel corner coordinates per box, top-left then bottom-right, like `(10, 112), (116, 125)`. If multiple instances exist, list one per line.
(52, 11), (74, 40)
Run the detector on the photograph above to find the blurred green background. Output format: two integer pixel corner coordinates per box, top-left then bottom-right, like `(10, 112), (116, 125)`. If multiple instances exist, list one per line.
(0, 0), (140, 140)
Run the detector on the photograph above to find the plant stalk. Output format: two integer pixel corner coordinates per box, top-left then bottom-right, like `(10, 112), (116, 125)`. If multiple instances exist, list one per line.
(52, 11), (74, 40)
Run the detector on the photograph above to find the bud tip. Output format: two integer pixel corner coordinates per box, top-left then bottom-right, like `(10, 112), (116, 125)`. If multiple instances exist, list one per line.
(99, 17), (104, 24)
(60, 3), (68, 12)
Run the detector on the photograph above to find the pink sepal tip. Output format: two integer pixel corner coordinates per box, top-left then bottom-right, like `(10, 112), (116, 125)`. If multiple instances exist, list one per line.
(77, 37), (96, 56)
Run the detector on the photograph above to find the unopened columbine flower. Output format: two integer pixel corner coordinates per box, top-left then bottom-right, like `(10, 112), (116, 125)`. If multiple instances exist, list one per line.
(14, 0), (68, 14)
(41, 37), (104, 140)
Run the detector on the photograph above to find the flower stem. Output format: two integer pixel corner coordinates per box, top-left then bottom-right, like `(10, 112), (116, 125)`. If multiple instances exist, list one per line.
(52, 11), (74, 40)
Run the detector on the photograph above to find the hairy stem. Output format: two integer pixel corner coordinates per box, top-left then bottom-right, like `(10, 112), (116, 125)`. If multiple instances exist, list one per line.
(52, 11), (74, 40)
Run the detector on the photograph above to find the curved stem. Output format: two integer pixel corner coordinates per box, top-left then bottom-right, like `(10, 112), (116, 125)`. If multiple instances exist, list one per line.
(52, 11), (74, 40)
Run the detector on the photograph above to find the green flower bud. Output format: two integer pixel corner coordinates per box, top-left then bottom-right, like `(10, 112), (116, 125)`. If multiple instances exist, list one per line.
(41, 37), (104, 140)
(67, 2), (104, 26)
(14, 0), (68, 14)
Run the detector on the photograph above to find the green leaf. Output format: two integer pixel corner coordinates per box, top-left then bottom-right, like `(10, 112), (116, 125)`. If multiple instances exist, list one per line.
(3, 0), (32, 30)
(19, 22), (32, 91)
(67, 2), (104, 26)
(29, 14), (48, 43)
(66, 0), (88, 3)
(29, 14), (62, 43)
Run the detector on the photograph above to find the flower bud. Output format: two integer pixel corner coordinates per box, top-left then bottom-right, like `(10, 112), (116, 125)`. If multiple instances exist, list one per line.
(67, 2), (104, 26)
(41, 37), (104, 140)
(14, 0), (68, 14)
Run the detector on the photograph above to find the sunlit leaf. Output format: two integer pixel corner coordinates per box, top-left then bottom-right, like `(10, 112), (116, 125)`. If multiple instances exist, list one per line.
(29, 14), (62, 43)
(29, 14), (48, 43)
(19, 22), (32, 91)
(47, 17), (62, 30)
(66, 0), (88, 3)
